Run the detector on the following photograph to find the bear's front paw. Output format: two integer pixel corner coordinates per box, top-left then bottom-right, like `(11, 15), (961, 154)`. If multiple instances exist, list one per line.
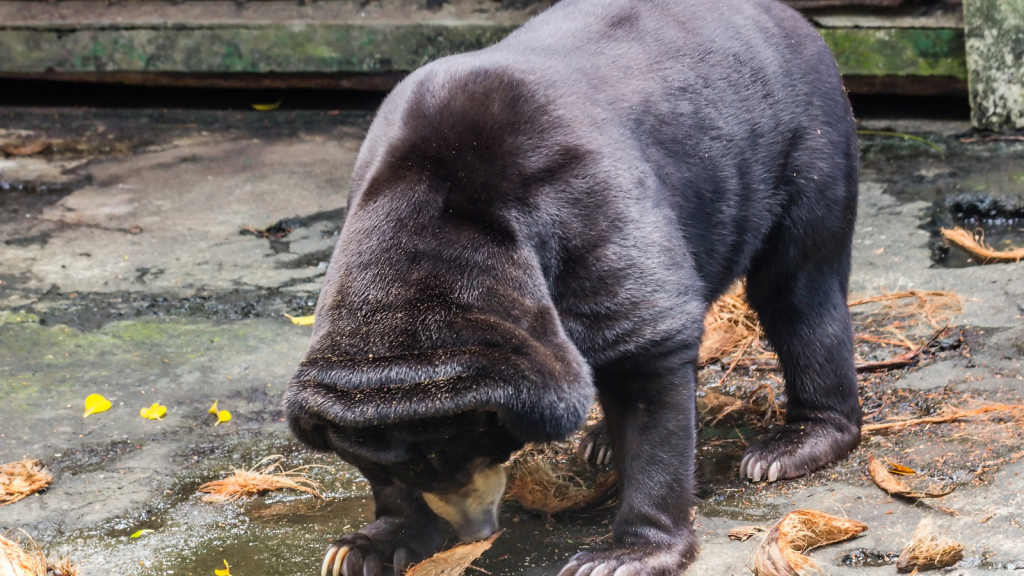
(321, 529), (438, 576)
(740, 417), (860, 483)
(555, 539), (696, 576)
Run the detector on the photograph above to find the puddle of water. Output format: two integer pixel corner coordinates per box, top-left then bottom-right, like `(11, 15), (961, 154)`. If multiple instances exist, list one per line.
(836, 548), (900, 568)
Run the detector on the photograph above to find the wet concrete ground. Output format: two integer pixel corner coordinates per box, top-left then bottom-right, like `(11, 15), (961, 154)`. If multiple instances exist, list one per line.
(1, 107), (1023, 576)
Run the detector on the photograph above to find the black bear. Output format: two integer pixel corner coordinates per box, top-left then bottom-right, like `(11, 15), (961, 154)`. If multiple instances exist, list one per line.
(284, 0), (861, 572)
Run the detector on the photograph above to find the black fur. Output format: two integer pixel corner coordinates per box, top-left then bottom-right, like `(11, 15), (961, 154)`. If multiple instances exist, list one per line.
(284, 0), (860, 573)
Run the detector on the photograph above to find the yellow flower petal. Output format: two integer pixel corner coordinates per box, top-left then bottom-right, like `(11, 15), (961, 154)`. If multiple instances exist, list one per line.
(215, 410), (232, 426)
(284, 313), (315, 326)
(214, 559), (232, 576)
(209, 400), (219, 414)
(83, 393), (112, 418)
(140, 403), (167, 420)
(130, 529), (154, 538)
(251, 100), (281, 111)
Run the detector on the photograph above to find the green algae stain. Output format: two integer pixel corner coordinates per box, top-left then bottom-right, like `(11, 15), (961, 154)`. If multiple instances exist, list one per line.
(820, 28), (967, 79)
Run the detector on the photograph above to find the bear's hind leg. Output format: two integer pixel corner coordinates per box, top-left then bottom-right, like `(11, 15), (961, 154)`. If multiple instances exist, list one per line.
(559, 348), (699, 576)
(322, 483), (445, 576)
(741, 236), (861, 482)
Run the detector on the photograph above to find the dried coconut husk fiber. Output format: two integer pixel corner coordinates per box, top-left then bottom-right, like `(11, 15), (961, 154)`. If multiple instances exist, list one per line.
(896, 518), (963, 573)
(0, 530), (79, 576)
(405, 532), (500, 576)
(505, 445), (617, 515)
(197, 455), (325, 503)
(750, 510), (867, 576)
(0, 460), (53, 506)
(940, 227), (1024, 264)
(0, 531), (46, 576)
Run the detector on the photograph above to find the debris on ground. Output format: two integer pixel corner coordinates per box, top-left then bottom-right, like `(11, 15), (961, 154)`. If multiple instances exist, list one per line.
(284, 314), (315, 326)
(197, 456), (325, 504)
(699, 284), (961, 373)
(896, 518), (964, 573)
(405, 532), (500, 576)
(0, 460), (53, 507)
(239, 223), (292, 240)
(729, 526), (766, 542)
(82, 394), (111, 418)
(45, 556), (79, 576)
(862, 403), (1024, 435)
(940, 227), (1024, 264)
(506, 445), (617, 515)
(0, 140), (50, 156)
(750, 509), (867, 576)
(0, 530), (77, 576)
(0, 531), (45, 576)
(866, 455), (956, 499)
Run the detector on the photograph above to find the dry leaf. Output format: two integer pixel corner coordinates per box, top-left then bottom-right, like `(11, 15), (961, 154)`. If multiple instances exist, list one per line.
(729, 525), (766, 541)
(214, 410), (232, 426)
(896, 518), (963, 573)
(0, 460), (53, 506)
(251, 101), (282, 111)
(750, 509), (867, 576)
(867, 456), (956, 499)
(405, 532), (500, 576)
(506, 446), (617, 515)
(887, 462), (917, 476)
(0, 141), (50, 156)
(198, 456), (324, 503)
(139, 403), (167, 420)
(284, 314), (315, 326)
(215, 559), (232, 576)
(83, 394), (111, 418)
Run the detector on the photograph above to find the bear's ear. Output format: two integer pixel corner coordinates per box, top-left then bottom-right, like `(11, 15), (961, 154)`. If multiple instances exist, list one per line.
(283, 337), (593, 445)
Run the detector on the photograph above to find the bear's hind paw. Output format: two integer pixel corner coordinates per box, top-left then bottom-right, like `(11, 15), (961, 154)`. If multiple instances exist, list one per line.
(556, 540), (696, 576)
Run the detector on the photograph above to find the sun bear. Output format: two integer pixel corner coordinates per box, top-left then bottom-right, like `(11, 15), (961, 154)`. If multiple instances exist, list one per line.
(284, 0), (861, 573)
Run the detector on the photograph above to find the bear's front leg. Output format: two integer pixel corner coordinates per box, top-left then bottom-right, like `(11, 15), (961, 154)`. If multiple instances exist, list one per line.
(559, 351), (700, 576)
(322, 483), (445, 576)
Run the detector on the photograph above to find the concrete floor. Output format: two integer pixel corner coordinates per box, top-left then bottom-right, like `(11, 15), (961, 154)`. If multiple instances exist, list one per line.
(1, 107), (1022, 576)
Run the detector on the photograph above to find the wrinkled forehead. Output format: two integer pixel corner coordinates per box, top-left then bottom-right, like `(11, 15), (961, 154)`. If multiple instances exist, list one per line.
(326, 411), (523, 492)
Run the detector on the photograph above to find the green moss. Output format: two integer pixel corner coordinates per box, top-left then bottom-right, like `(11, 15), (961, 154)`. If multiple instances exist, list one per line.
(820, 28), (967, 79)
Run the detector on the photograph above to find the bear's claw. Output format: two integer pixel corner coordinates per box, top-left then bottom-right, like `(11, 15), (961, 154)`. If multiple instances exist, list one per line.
(580, 422), (613, 465)
(739, 418), (859, 483)
(555, 540), (695, 576)
(322, 542), (412, 576)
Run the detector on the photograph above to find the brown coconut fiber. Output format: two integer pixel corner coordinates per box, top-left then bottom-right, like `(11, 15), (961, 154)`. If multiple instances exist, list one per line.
(940, 227), (1024, 264)
(896, 518), (964, 573)
(506, 446), (617, 515)
(0, 460), (53, 507)
(197, 456), (325, 504)
(750, 510), (867, 576)
(405, 532), (500, 576)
